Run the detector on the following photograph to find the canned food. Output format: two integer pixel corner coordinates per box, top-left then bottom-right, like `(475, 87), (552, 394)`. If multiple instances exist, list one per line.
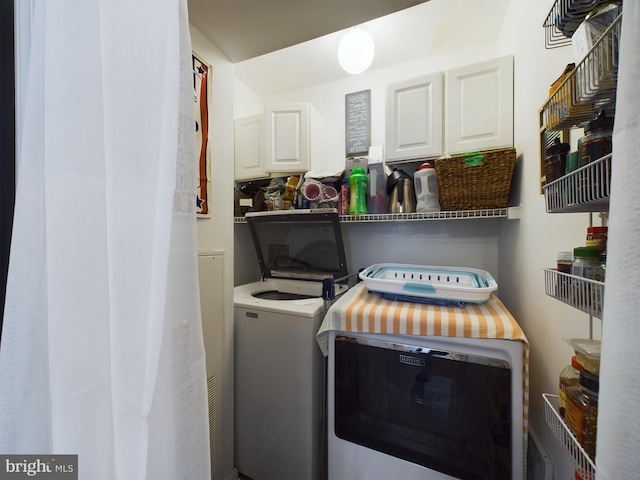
(586, 226), (607, 252)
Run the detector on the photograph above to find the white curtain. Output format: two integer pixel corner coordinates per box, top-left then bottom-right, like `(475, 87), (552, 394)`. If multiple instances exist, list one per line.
(0, 1), (211, 479)
(596, 2), (640, 479)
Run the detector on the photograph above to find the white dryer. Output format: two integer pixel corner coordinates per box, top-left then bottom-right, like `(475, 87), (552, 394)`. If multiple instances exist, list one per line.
(234, 209), (350, 480)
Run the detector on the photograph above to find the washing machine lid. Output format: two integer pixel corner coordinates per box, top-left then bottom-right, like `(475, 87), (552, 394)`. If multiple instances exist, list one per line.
(246, 209), (349, 282)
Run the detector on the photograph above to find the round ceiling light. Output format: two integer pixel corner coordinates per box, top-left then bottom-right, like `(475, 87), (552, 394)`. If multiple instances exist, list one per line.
(338, 27), (375, 75)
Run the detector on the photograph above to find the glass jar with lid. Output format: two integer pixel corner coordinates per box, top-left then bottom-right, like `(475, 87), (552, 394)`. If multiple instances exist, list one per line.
(545, 138), (571, 184)
(579, 110), (613, 168)
(586, 226), (608, 253)
(572, 247), (605, 313)
(559, 355), (584, 418)
(572, 247), (603, 280)
(565, 370), (599, 460)
(579, 110), (613, 201)
(556, 251), (573, 301)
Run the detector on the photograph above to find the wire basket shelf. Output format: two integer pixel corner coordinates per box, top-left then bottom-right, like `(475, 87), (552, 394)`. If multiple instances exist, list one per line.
(543, 0), (614, 49)
(541, 13), (621, 130)
(233, 209), (509, 223)
(544, 268), (605, 318)
(543, 154), (611, 213)
(543, 394), (596, 478)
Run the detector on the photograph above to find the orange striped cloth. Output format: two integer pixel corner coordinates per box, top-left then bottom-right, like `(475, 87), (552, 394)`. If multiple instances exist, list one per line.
(317, 283), (530, 435)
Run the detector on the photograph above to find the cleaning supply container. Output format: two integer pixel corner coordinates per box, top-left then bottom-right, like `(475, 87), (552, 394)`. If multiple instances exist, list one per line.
(367, 161), (388, 214)
(348, 167), (368, 215)
(414, 162), (441, 212)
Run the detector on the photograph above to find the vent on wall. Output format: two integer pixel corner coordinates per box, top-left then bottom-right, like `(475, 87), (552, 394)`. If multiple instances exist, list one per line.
(207, 375), (216, 470)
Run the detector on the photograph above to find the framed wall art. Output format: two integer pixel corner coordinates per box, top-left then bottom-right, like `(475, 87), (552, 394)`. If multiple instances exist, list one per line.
(345, 89), (371, 157)
(193, 52), (211, 216)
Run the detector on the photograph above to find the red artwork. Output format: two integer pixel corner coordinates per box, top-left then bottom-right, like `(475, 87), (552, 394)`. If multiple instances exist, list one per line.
(193, 54), (209, 215)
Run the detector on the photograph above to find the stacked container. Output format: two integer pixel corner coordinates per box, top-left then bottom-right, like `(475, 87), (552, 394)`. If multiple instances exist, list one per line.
(561, 338), (601, 461)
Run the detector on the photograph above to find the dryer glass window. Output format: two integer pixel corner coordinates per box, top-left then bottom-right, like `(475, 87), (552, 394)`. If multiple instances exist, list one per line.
(334, 335), (512, 480)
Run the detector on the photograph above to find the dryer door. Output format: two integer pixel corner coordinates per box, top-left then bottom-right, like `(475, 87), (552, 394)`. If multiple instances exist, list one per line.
(334, 335), (513, 480)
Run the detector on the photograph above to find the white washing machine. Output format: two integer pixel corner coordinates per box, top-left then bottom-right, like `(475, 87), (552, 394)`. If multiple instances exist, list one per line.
(234, 209), (351, 480)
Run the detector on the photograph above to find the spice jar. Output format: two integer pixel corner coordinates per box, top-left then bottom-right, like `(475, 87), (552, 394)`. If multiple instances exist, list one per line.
(565, 370), (599, 459)
(592, 258), (605, 282)
(565, 151), (579, 175)
(571, 247), (603, 279)
(586, 226), (608, 253)
(558, 356), (584, 418)
(545, 138), (571, 184)
(578, 110), (613, 168)
(572, 247), (604, 312)
(556, 251), (573, 301)
(578, 111), (613, 201)
(565, 151), (580, 205)
(557, 250), (573, 274)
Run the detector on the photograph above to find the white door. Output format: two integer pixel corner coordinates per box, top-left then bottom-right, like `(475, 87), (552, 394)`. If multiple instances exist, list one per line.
(445, 55), (513, 155)
(386, 72), (443, 161)
(265, 103), (311, 173)
(234, 114), (265, 181)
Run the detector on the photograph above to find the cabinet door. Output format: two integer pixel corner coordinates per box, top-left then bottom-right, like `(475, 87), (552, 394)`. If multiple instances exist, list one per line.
(386, 73), (443, 161)
(445, 55), (513, 155)
(265, 103), (311, 173)
(234, 114), (265, 181)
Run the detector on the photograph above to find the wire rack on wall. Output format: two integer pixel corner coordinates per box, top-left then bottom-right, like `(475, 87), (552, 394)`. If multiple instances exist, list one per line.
(543, 268), (605, 319)
(233, 208), (510, 224)
(543, 153), (611, 213)
(543, 0), (614, 49)
(541, 12), (621, 130)
(543, 394), (596, 478)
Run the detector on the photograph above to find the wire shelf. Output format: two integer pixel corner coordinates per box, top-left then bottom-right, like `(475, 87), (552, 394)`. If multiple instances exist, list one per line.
(544, 268), (605, 318)
(543, 154), (611, 213)
(543, 0), (612, 49)
(575, 12), (621, 106)
(339, 209), (510, 222)
(233, 208), (509, 224)
(543, 394), (596, 478)
(541, 13), (621, 130)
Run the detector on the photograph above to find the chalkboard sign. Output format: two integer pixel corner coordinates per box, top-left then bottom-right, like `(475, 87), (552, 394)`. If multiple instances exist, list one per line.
(345, 89), (371, 157)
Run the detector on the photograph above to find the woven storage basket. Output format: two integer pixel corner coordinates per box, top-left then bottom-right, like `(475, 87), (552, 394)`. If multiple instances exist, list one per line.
(435, 148), (516, 211)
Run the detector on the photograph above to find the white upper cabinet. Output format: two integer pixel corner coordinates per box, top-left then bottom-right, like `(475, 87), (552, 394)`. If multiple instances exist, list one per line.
(234, 114), (265, 181)
(264, 103), (326, 173)
(386, 73), (444, 161)
(445, 55), (514, 155)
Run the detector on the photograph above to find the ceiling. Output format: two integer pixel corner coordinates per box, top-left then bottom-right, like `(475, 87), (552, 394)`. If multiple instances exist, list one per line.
(186, 0), (510, 98)
(186, 0), (430, 63)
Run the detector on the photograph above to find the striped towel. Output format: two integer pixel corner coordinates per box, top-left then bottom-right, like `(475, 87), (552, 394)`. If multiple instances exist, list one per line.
(316, 282), (530, 437)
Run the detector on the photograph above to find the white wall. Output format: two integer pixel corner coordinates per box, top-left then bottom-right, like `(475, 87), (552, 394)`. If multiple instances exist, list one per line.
(500, 2), (597, 478)
(190, 25), (236, 480)
(341, 220), (502, 279)
(229, 1), (608, 478)
(233, 78), (264, 119)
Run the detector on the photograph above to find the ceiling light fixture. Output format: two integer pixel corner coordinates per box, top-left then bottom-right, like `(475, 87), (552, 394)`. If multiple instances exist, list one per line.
(338, 27), (375, 75)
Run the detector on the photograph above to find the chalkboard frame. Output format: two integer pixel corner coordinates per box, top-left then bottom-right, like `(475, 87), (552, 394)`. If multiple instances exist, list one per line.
(345, 89), (371, 157)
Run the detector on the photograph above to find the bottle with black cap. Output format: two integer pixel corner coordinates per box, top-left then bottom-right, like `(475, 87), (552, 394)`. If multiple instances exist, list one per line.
(565, 368), (599, 459)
